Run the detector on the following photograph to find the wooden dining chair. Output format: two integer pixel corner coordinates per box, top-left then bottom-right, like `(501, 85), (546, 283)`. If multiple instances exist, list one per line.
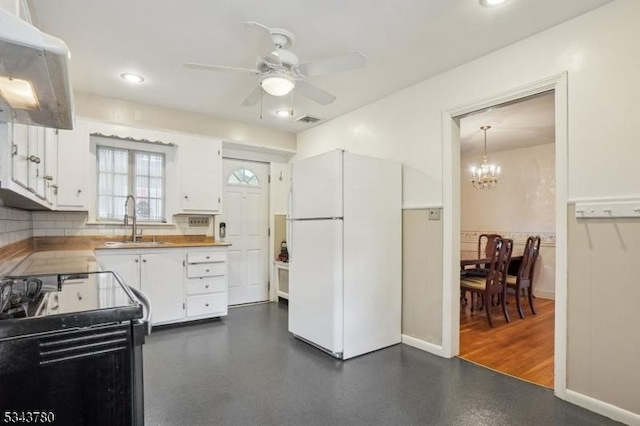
(507, 235), (541, 319)
(464, 233), (502, 277)
(460, 237), (513, 327)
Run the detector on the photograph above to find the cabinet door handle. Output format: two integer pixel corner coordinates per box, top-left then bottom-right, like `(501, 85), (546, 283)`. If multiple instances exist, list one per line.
(205, 285), (209, 289)
(44, 175), (54, 181)
(28, 155), (41, 164)
(143, 259), (147, 263)
(135, 259), (139, 263)
(205, 269), (210, 272)
(205, 303), (209, 307)
(206, 256), (210, 259)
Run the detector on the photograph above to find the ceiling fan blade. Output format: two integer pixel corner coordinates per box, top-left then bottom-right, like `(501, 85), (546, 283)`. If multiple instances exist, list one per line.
(240, 86), (263, 107)
(183, 63), (259, 74)
(294, 81), (336, 105)
(296, 52), (366, 77)
(244, 21), (281, 67)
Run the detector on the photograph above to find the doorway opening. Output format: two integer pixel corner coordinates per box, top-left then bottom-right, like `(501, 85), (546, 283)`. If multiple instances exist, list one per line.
(457, 92), (556, 388)
(441, 73), (568, 395)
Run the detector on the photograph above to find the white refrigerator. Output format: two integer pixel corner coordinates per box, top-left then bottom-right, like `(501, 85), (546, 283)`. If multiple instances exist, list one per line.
(288, 149), (402, 359)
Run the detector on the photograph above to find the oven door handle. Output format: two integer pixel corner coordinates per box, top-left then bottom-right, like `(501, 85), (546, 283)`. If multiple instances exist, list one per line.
(127, 285), (153, 335)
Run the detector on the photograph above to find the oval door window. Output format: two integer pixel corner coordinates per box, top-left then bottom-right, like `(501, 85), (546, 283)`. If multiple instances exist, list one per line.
(227, 168), (259, 187)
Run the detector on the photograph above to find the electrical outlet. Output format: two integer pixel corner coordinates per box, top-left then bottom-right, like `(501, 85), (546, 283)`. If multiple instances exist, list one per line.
(188, 216), (210, 227)
(428, 208), (441, 221)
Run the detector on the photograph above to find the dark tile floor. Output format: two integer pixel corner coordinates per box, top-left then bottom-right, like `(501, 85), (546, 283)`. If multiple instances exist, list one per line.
(143, 302), (621, 426)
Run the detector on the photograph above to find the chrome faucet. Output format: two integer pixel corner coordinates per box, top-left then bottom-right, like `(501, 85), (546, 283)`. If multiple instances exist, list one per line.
(124, 195), (139, 242)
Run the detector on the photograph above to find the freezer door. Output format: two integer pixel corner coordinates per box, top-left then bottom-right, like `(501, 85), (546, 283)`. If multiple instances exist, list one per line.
(291, 150), (343, 219)
(288, 219), (343, 355)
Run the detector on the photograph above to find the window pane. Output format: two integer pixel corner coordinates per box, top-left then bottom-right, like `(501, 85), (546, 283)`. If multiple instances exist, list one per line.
(97, 146), (129, 220)
(96, 145), (164, 222)
(227, 168), (259, 187)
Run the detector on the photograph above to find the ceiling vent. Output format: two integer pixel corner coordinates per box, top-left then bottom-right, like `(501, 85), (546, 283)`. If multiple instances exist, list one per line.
(295, 114), (322, 124)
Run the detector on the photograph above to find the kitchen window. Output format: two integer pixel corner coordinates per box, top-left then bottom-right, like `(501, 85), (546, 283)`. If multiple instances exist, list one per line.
(97, 145), (165, 222)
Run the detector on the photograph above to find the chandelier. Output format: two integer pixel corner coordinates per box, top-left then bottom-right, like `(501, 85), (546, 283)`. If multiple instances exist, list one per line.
(470, 125), (501, 189)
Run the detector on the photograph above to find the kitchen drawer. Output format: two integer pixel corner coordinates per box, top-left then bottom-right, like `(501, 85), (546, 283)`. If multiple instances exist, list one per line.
(187, 251), (226, 264)
(186, 276), (227, 295)
(187, 293), (227, 318)
(186, 262), (226, 278)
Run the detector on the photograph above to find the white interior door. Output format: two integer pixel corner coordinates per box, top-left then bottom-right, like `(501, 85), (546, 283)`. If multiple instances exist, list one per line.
(222, 159), (269, 305)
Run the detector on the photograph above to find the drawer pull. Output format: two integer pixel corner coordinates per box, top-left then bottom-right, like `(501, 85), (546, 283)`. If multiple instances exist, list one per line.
(205, 285), (209, 288)
(206, 256), (210, 259)
(205, 269), (210, 272)
(205, 303), (209, 307)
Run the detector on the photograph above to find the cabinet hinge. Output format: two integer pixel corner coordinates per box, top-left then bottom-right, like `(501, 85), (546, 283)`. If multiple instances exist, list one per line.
(268, 228), (271, 237)
(218, 197), (220, 204)
(183, 260), (185, 267)
(268, 175), (271, 183)
(11, 144), (17, 156)
(183, 302), (186, 310)
(218, 149), (220, 156)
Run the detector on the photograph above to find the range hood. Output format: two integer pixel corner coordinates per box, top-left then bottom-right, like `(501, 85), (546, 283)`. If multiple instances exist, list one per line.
(0, 7), (74, 129)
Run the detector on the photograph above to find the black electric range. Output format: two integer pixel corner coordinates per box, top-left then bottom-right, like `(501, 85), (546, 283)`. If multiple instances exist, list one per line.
(0, 271), (150, 425)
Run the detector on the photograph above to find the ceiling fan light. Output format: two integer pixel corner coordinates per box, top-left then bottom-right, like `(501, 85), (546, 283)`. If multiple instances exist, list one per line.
(479, 0), (508, 7)
(261, 75), (294, 96)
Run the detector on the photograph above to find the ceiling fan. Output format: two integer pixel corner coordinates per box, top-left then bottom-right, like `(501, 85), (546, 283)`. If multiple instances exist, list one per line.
(183, 22), (366, 107)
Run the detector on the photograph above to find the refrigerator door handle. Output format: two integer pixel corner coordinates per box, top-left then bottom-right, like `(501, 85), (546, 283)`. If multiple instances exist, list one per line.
(288, 220), (293, 263)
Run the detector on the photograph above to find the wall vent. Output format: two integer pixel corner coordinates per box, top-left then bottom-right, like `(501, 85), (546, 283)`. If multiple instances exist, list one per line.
(295, 115), (323, 124)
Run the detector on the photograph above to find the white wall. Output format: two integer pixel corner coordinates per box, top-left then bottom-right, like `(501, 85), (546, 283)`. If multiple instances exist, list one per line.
(295, 0), (640, 419)
(297, 0), (640, 204)
(75, 92), (296, 151)
(461, 144), (555, 233)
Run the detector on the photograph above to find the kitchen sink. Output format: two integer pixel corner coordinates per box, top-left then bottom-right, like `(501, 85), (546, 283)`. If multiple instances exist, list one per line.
(104, 241), (172, 248)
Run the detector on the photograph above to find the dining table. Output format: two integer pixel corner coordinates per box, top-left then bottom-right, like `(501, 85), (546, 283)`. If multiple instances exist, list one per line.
(460, 250), (523, 276)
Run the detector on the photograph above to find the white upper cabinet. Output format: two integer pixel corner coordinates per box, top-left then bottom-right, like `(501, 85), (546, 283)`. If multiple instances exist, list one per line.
(0, 122), (57, 209)
(180, 136), (222, 213)
(11, 123), (30, 189)
(56, 120), (90, 210)
(43, 129), (58, 205)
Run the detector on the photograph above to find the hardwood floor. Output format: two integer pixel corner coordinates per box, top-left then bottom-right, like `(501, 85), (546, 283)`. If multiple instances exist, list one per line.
(459, 293), (555, 388)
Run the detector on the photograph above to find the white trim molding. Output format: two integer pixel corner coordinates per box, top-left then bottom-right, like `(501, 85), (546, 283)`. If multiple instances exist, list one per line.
(441, 73), (569, 396)
(402, 204), (443, 210)
(565, 390), (640, 426)
(401, 334), (448, 358)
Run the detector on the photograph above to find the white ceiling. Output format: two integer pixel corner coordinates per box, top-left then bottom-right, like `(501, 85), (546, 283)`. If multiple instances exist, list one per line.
(27, 0), (611, 134)
(460, 91), (555, 157)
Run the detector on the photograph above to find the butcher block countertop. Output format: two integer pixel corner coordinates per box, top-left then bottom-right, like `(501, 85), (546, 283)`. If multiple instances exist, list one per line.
(0, 236), (230, 277)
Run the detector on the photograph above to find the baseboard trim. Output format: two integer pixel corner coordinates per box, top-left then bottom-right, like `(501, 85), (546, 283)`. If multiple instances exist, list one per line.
(564, 389), (640, 426)
(401, 334), (447, 357)
(533, 289), (555, 300)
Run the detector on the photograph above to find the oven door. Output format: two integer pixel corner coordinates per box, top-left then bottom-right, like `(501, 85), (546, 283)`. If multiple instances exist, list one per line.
(0, 322), (141, 426)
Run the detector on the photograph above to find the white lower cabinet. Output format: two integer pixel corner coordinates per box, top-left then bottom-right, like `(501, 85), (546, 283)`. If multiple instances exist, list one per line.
(185, 248), (228, 319)
(140, 252), (185, 324)
(96, 246), (228, 326)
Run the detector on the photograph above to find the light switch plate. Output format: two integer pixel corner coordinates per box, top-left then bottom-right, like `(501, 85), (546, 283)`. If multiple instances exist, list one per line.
(428, 208), (441, 221)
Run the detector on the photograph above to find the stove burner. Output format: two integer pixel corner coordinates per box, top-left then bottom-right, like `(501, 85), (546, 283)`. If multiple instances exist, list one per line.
(0, 278), (44, 317)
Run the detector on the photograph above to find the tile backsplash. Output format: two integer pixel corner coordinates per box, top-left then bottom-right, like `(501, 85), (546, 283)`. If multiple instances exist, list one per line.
(0, 206), (33, 248)
(32, 212), (214, 238)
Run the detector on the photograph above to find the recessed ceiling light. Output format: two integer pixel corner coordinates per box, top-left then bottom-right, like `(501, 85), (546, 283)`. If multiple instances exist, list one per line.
(479, 0), (508, 7)
(276, 109), (291, 118)
(120, 73), (145, 83)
